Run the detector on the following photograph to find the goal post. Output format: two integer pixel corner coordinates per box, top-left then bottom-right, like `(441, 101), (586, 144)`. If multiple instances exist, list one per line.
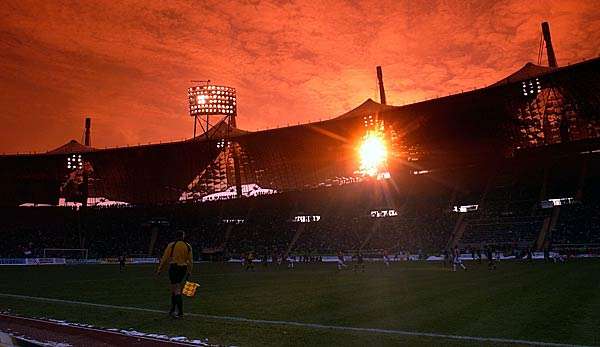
(43, 248), (89, 259)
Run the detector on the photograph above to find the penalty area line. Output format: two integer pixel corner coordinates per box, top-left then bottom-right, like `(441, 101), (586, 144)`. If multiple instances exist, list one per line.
(0, 292), (590, 347)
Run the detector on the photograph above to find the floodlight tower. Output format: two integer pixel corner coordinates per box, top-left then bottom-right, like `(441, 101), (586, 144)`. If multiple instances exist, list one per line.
(188, 81), (237, 139)
(187, 81), (242, 197)
(541, 22), (558, 68)
(84, 117), (91, 146)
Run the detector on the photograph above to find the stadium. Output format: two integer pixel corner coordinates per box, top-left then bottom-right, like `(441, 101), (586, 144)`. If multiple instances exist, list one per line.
(1, 13), (600, 347)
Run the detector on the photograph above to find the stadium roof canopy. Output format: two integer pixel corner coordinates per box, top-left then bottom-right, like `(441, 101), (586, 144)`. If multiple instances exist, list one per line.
(47, 140), (95, 154)
(333, 98), (396, 120)
(187, 117), (248, 142)
(492, 62), (553, 86)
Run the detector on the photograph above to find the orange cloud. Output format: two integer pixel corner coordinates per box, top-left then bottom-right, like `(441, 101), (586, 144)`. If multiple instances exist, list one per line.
(0, 0), (599, 153)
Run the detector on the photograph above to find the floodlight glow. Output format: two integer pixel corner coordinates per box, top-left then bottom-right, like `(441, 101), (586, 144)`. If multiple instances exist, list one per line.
(66, 154), (83, 170)
(358, 131), (387, 176)
(522, 78), (542, 96)
(188, 84), (236, 116)
(216, 139), (227, 149)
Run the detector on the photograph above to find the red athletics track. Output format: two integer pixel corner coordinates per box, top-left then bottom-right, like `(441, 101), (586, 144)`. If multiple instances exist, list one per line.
(0, 314), (204, 346)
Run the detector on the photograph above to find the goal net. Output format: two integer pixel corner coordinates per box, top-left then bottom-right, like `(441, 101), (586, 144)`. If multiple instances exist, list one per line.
(43, 248), (89, 259)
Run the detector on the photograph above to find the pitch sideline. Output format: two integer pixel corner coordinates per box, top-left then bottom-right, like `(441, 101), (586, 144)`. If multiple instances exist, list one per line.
(0, 292), (590, 347)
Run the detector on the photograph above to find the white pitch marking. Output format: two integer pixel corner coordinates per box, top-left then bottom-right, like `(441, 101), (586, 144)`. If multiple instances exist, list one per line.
(0, 293), (591, 347)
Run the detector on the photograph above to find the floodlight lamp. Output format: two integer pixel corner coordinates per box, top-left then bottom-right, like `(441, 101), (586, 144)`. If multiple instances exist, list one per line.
(66, 154), (84, 170)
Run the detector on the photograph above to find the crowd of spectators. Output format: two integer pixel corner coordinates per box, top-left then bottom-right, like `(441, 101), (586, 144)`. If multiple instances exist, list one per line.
(0, 181), (457, 259)
(552, 202), (600, 246)
(2, 160), (600, 260)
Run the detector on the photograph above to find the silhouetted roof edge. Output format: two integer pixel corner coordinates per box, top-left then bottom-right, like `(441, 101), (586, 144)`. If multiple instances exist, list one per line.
(186, 117), (249, 142)
(491, 62), (554, 86)
(47, 139), (95, 154)
(333, 98), (398, 120)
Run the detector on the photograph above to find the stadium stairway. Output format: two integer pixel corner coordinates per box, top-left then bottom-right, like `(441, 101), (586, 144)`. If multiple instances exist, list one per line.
(148, 228), (158, 255)
(285, 224), (305, 257)
(221, 224), (234, 250)
(547, 206), (562, 246)
(536, 206), (561, 250)
(448, 214), (467, 249)
(359, 219), (382, 250)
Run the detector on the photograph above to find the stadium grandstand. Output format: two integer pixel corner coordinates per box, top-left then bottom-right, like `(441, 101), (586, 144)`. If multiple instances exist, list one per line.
(1, 55), (599, 260)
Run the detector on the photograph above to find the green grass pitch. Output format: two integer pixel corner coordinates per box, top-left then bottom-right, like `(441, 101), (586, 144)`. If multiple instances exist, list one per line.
(1, 260), (599, 346)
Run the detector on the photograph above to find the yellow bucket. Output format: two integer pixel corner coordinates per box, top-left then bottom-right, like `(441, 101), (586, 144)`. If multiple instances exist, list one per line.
(182, 281), (199, 297)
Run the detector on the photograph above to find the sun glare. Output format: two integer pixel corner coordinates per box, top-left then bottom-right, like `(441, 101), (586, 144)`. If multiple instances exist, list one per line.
(358, 131), (387, 176)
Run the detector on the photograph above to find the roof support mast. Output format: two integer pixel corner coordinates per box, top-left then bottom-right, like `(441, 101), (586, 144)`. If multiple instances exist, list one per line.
(541, 21), (569, 144)
(230, 96), (242, 199)
(376, 66), (387, 105)
(541, 22), (558, 68)
(84, 117), (91, 147)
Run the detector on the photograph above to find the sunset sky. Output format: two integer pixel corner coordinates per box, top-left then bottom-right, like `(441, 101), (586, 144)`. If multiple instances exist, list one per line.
(1, 0), (599, 153)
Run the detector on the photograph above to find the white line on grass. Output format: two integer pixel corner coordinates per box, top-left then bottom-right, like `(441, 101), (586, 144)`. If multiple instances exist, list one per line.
(0, 293), (591, 347)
